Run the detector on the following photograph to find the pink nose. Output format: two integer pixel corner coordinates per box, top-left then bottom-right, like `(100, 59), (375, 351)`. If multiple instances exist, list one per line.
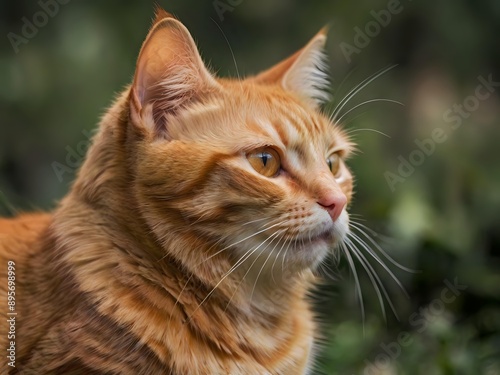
(317, 193), (347, 222)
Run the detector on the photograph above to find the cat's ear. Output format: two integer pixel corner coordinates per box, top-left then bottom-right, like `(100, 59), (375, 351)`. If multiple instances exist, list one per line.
(130, 8), (218, 134)
(252, 28), (330, 108)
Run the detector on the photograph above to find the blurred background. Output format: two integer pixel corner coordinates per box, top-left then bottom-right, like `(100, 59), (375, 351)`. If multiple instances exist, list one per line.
(1, 1), (499, 374)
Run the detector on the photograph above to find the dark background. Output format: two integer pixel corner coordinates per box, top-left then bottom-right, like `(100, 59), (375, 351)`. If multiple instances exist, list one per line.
(1, 1), (499, 374)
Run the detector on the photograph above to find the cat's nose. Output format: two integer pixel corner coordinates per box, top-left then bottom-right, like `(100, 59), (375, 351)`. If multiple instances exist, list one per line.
(317, 193), (347, 222)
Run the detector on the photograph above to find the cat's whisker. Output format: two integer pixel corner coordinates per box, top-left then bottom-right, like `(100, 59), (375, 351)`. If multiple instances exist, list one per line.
(347, 231), (408, 299)
(196, 220), (286, 266)
(225, 230), (285, 312)
(168, 272), (195, 322)
(171, 221), (286, 320)
(223, 233), (284, 313)
(349, 220), (419, 274)
(335, 99), (403, 125)
(210, 18), (241, 82)
(319, 246), (339, 281)
(188, 245), (261, 322)
(271, 236), (291, 284)
(256, 216), (286, 230)
(241, 217), (269, 226)
(171, 218), (287, 319)
(187, 229), (284, 322)
(240, 230), (284, 286)
(337, 110), (370, 130)
(281, 235), (295, 276)
(187, 210), (216, 227)
(154, 220), (216, 261)
(348, 219), (399, 245)
(249, 230), (286, 304)
(167, 234), (233, 322)
(346, 237), (400, 321)
(347, 219), (379, 235)
(344, 127), (391, 138)
(340, 242), (365, 334)
(344, 237), (391, 322)
(348, 229), (402, 279)
(348, 213), (365, 220)
(330, 64), (398, 123)
(329, 67), (357, 106)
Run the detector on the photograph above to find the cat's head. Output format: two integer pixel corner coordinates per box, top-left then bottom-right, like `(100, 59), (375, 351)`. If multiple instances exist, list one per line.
(128, 9), (354, 276)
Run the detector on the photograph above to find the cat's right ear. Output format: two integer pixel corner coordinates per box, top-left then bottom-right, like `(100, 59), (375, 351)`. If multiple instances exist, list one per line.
(130, 9), (219, 135)
(251, 28), (329, 109)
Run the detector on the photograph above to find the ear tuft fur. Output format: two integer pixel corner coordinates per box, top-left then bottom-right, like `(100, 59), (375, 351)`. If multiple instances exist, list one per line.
(283, 34), (330, 106)
(153, 5), (175, 24)
(252, 28), (331, 108)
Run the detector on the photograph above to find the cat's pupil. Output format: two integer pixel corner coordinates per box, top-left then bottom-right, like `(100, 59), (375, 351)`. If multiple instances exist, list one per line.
(261, 153), (268, 166)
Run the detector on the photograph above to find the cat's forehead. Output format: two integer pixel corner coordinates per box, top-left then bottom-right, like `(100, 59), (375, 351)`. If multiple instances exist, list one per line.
(229, 85), (351, 152)
(171, 83), (352, 156)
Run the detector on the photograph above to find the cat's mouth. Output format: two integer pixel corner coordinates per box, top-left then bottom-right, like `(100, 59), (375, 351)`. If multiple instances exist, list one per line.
(289, 229), (334, 249)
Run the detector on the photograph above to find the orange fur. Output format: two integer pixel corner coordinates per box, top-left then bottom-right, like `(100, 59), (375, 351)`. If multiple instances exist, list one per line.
(0, 8), (354, 374)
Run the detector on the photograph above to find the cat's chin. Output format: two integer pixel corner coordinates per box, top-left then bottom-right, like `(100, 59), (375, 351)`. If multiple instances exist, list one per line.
(284, 210), (349, 271)
(284, 233), (343, 273)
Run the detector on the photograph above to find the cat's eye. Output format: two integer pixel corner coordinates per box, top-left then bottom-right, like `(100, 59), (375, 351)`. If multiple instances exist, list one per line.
(247, 147), (281, 177)
(327, 153), (341, 177)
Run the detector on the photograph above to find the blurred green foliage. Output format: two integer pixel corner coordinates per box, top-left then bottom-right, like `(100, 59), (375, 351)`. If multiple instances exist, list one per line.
(1, 1), (499, 374)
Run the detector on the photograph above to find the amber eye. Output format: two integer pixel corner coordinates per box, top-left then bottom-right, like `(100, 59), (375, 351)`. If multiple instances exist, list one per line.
(326, 153), (341, 177)
(247, 147), (281, 177)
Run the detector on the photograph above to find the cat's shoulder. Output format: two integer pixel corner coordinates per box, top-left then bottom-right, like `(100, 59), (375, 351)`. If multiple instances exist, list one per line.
(0, 213), (51, 234)
(0, 213), (51, 256)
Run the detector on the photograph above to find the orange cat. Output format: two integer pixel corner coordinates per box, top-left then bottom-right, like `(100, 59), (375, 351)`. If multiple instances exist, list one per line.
(0, 8), (353, 374)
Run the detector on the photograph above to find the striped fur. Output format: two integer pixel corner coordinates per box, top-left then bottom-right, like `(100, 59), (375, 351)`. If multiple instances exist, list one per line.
(0, 9), (354, 374)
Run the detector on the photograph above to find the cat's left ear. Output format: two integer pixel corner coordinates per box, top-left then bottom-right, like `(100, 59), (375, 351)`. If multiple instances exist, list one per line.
(130, 8), (219, 134)
(252, 28), (330, 108)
